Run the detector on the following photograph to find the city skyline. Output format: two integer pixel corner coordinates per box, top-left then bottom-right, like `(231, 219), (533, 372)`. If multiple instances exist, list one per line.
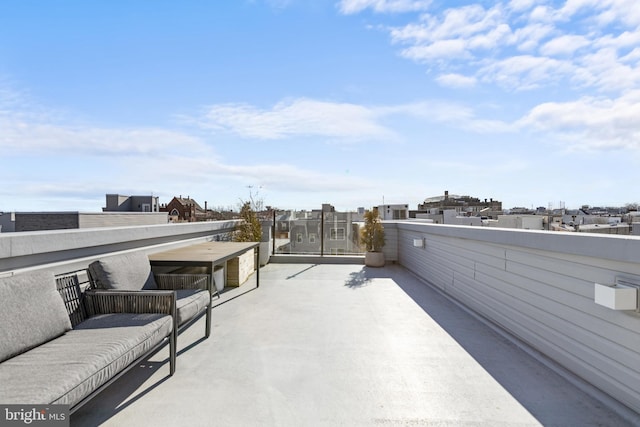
(1, 1), (639, 212)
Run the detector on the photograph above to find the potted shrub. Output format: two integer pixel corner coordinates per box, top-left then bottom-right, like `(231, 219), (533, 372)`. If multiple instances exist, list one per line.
(361, 207), (386, 267)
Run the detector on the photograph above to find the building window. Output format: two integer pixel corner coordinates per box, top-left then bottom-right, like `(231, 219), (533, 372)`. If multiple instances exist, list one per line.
(309, 233), (316, 243)
(142, 203), (151, 212)
(392, 210), (407, 220)
(330, 228), (345, 240)
(297, 233), (303, 243)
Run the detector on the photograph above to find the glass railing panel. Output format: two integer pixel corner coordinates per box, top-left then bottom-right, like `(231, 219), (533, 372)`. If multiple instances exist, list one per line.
(273, 210), (365, 255)
(322, 211), (364, 255)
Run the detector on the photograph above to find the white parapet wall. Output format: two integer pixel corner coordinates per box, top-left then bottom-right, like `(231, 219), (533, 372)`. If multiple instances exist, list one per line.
(0, 220), (241, 275)
(390, 221), (640, 416)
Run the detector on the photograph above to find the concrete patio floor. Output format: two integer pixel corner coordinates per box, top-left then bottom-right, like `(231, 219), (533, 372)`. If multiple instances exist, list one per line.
(71, 263), (635, 426)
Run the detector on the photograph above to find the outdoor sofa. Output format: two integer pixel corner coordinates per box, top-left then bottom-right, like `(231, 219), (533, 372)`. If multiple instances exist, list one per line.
(0, 269), (176, 413)
(87, 251), (213, 341)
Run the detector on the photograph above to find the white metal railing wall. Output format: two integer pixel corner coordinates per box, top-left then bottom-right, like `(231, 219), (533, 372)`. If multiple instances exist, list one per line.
(0, 220), (240, 276)
(392, 221), (640, 416)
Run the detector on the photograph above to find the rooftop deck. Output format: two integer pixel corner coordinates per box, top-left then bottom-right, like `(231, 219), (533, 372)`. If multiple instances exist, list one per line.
(71, 263), (631, 426)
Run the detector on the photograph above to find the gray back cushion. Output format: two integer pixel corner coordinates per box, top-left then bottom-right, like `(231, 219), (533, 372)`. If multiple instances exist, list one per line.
(88, 252), (157, 291)
(0, 270), (72, 363)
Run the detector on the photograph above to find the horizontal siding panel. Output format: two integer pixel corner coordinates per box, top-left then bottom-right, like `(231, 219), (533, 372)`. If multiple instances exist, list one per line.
(473, 265), (640, 356)
(506, 248), (637, 285)
(504, 255), (640, 332)
(474, 272), (640, 376)
(426, 236), (507, 272)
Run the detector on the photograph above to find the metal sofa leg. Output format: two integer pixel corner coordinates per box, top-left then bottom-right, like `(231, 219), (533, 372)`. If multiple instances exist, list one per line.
(170, 329), (177, 376)
(205, 303), (212, 338)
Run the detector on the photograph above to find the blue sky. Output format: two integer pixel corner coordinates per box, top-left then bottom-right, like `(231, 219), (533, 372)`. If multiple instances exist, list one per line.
(1, 0), (639, 212)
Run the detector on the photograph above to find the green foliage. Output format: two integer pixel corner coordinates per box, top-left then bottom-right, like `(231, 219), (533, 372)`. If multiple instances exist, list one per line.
(360, 208), (385, 252)
(235, 202), (262, 242)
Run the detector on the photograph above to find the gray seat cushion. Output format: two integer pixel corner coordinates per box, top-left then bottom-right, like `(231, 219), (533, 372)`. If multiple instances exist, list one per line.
(0, 313), (172, 407)
(88, 252), (158, 291)
(0, 270), (72, 363)
(176, 289), (210, 326)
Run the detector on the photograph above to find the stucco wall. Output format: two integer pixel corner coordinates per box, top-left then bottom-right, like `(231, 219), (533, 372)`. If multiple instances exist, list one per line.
(0, 220), (240, 274)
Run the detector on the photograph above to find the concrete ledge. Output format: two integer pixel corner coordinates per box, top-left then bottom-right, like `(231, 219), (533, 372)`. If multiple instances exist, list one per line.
(0, 220), (241, 273)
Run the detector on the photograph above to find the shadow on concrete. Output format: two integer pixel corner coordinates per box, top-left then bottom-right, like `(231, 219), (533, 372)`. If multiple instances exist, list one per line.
(344, 267), (382, 288)
(71, 352), (173, 426)
(285, 264), (318, 280)
(212, 285), (258, 308)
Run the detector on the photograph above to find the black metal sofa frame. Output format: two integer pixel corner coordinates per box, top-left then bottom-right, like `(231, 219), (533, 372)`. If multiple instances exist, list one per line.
(56, 271), (178, 414)
(0, 270), (176, 415)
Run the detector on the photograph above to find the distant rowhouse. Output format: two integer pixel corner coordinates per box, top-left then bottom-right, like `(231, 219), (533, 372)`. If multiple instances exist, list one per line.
(103, 194), (160, 212)
(161, 196), (206, 222)
(417, 190), (503, 214)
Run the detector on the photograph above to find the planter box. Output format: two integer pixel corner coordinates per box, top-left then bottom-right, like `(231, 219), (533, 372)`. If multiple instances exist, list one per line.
(594, 283), (638, 310)
(226, 249), (255, 287)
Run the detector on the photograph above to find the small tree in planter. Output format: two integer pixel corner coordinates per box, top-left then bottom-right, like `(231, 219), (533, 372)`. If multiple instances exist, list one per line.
(235, 201), (262, 242)
(228, 201), (262, 287)
(361, 207), (385, 267)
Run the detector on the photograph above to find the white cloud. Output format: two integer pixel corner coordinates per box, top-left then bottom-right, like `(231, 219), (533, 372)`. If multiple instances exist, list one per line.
(479, 55), (574, 90)
(0, 113), (210, 158)
(510, 23), (555, 51)
(400, 39), (469, 61)
(528, 5), (554, 22)
(190, 98), (396, 141)
(517, 90), (640, 150)
(574, 47), (640, 91)
(621, 47), (640, 62)
(391, 4), (505, 44)
(540, 34), (590, 56)
(468, 23), (512, 50)
(507, 0), (538, 13)
(0, 83), (213, 158)
(371, 1), (640, 95)
(378, 101), (513, 133)
(559, 0), (640, 27)
(557, 0), (602, 20)
(436, 73), (477, 88)
(188, 97), (515, 143)
(0, 87), (392, 210)
(338, 0), (431, 15)
(595, 29), (640, 51)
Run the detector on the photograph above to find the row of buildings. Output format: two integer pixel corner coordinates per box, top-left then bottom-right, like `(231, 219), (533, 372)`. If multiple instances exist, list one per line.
(2, 191), (638, 242)
(0, 194), (232, 232)
(273, 191), (640, 255)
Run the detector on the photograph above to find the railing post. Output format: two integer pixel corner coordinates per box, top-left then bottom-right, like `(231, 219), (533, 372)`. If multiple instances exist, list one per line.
(320, 211), (324, 257)
(272, 210), (276, 255)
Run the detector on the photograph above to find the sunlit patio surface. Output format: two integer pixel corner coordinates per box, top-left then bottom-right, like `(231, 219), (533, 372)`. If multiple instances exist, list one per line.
(72, 263), (631, 426)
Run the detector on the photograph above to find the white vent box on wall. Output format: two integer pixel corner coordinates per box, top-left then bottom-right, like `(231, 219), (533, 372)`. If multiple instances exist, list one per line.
(594, 283), (638, 310)
(413, 239), (424, 248)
